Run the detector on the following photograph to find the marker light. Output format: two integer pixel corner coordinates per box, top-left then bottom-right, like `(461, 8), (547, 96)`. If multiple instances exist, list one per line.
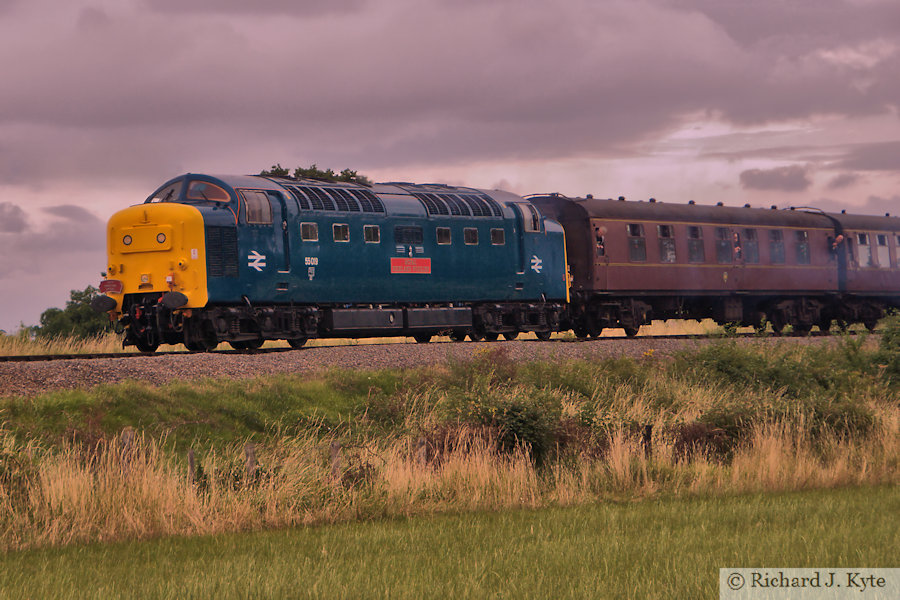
(123, 235), (133, 246)
(141, 274), (150, 284)
(157, 233), (166, 244)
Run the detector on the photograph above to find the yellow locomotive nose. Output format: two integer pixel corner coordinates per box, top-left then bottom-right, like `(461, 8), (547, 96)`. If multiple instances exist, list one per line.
(101, 203), (208, 313)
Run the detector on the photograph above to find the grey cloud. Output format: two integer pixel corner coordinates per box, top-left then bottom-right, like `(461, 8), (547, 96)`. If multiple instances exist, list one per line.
(0, 202), (28, 232)
(826, 172), (861, 190)
(860, 194), (900, 216)
(145, 0), (366, 16)
(835, 141), (900, 171)
(739, 165), (812, 192)
(43, 204), (101, 223)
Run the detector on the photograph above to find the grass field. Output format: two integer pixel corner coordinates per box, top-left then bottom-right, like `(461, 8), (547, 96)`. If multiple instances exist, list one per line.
(0, 485), (896, 599)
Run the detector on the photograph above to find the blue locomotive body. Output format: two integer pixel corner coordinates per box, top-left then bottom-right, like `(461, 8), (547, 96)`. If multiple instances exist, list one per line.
(104, 173), (569, 351)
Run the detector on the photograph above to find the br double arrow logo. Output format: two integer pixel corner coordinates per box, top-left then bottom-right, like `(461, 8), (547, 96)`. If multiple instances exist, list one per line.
(247, 250), (267, 272)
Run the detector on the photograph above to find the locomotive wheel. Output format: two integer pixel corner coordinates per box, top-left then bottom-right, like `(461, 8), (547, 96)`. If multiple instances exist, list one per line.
(133, 337), (160, 353)
(503, 332), (518, 341)
(817, 319), (832, 334)
(623, 326), (640, 338)
(449, 330), (467, 342)
(535, 331), (552, 341)
(483, 332), (500, 342)
(792, 323), (811, 336)
(573, 325), (589, 339)
(864, 319), (878, 332)
(468, 331), (484, 342)
(287, 337), (307, 349)
(230, 338), (264, 350)
(414, 334), (432, 343)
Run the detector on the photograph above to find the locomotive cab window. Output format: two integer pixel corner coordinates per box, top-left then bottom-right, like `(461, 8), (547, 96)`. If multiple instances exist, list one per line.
(627, 224), (646, 262)
(657, 225), (676, 263)
(742, 229), (759, 264)
(687, 226), (705, 263)
(714, 227), (732, 264)
(300, 222), (318, 242)
(464, 228), (479, 245)
(241, 190), (273, 225)
(769, 230), (785, 264)
(188, 181), (230, 203)
(333, 223), (349, 242)
(491, 228), (505, 245)
(364, 225), (380, 243)
(795, 230), (810, 265)
(148, 181), (182, 203)
(519, 204), (542, 232)
(436, 227), (451, 245)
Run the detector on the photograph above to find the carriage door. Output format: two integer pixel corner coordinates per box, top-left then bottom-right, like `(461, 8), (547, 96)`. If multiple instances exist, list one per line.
(714, 226), (739, 291)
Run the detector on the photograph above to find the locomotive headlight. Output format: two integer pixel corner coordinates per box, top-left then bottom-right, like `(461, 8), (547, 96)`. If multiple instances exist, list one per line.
(123, 235), (133, 246)
(140, 274), (150, 284)
(157, 232), (166, 244)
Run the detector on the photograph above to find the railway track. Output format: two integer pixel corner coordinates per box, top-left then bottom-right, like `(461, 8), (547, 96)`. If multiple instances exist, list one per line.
(0, 330), (847, 364)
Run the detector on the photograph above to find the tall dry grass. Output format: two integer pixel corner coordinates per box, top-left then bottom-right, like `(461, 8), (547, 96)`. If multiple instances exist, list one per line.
(1, 403), (895, 552)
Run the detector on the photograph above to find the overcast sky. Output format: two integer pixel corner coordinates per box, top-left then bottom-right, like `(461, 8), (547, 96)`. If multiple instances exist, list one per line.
(1, 0), (899, 331)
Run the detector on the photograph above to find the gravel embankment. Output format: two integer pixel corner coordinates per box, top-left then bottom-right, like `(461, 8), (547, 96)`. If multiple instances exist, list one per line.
(0, 336), (833, 398)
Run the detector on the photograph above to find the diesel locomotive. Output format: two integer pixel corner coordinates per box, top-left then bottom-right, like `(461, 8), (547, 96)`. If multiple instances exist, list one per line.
(92, 173), (900, 352)
(92, 174), (569, 352)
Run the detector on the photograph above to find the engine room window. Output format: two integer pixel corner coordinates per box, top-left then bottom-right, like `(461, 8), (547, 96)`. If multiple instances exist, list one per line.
(795, 230), (810, 265)
(491, 228), (505, 245)
(300, 222), (318, 242)
(715, 227), (732, 264)
(687, 226), (705, 263)
(769, 230), (785, 264)
(149, 182), (182, 203)
(464, 228), (479, 245)
(657, 225), (676, 263)
(627, 223), (646, 262)
(242, 190), (273, 225)
(742, 229), (759, 264)
(436, 227), (451, 245)
(188, 181), (230, 203)
(395, 226), (424, 245)
(333, 223), (349, 242)
(364, 225), (380, 243)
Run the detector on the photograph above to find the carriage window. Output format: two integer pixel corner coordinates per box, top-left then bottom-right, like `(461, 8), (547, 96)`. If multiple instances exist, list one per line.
(464, 228), (479, 245)
(491, 228), (505, 245)
(796, 230), (810, 265)
(857, 233), (874, 266)
(657, 225), (676, 263)
(687, 226), (705, 263)
(333, 224), (349, 242)
(242, 190), (273, 225)
(395, 226), (424, 245)
(187, 181), (230, 203)
(436, 227), (451, 245)
(769, 230), (785, 264)
(627, 223), (646, 262)
(876, 234), (890, 268)
(595, 227), (606, 257)
(715, 227), (732, 264)
(300, 222), (318, 242)
(742, 229), (759, 263)
(364, 225), (380, 243)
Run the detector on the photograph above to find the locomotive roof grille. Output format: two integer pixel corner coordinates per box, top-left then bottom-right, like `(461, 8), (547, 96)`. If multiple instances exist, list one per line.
(411, 192), (503, 218)
(287, 185), (385, 213)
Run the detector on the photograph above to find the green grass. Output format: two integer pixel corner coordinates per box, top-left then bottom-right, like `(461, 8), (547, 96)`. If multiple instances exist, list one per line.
(1, 485), (895, 599)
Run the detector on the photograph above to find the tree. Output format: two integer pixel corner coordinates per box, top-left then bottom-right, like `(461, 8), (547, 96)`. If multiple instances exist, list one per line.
(35, 286), (113, 339)
(260, 163), (372, 186)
